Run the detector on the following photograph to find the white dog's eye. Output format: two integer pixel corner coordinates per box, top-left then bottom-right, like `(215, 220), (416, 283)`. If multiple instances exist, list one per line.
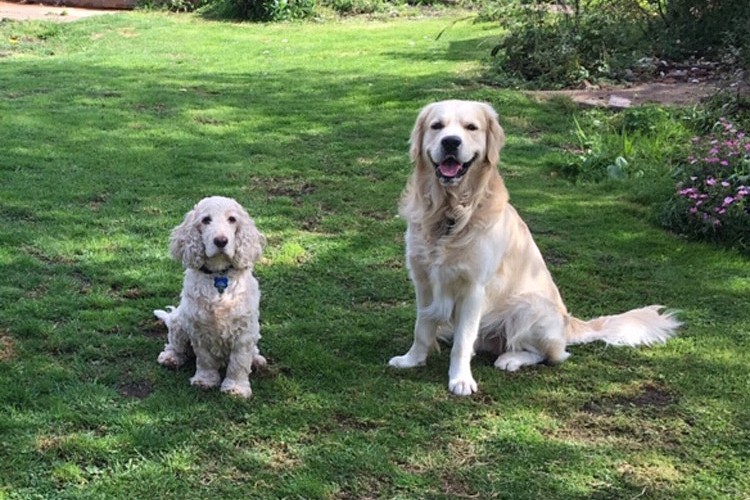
(430, 122), (444, 130)
(228, 216), (237, 223)
(465, 123), (478, 131)
(201, 216), (212, 225)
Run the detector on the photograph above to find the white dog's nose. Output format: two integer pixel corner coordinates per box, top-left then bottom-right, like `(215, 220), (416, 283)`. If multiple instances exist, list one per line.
(214, 236), (228, 248)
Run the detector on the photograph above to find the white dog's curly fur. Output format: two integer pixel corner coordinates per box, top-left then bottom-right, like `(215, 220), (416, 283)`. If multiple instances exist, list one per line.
(155, 196), (267, 398)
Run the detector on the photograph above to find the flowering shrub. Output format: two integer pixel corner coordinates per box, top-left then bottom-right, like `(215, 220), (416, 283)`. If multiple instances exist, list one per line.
(662, 119), (750, 253)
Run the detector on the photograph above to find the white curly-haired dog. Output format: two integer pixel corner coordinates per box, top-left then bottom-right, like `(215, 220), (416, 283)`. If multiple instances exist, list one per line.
(155, 196), (267, 398)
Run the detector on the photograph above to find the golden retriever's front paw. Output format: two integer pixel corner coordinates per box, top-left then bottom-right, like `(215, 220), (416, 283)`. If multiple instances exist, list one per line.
(448, 376), (478, 396)
(220, 379), (253, 398)
(388, 354), (426, 369)
(190, 370), (221, 389)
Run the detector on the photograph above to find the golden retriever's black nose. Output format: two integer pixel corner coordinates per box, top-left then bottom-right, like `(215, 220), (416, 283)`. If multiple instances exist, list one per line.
(441, 135), (462, 152)
(214, 236), (228, 248)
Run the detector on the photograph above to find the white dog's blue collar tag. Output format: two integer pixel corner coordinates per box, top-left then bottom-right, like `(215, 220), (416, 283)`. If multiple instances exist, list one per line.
(214, 276), (229, 294)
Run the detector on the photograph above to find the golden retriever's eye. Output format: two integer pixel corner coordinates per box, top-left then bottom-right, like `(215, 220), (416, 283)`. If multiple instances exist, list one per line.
(430, 122), (444, 130)
(201, 216), (212, 225)
(466, 123), (478, 131)
(228, 216), (237, 223)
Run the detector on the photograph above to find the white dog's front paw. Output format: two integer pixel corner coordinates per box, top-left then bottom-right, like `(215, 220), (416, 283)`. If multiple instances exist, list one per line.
(157, 348), (187, 369)
(448, 376), (478, 396)
(388, 353), (426, 369)
(220, 379), (253, 399)
(252, 354), (267, 370)
(190, 370), (221, 389)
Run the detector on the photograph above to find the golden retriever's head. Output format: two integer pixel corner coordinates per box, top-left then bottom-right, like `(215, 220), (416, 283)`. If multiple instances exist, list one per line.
(410, 100), (505, 187)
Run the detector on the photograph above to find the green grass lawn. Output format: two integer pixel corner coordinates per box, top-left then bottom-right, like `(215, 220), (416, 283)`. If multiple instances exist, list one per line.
(1, 12), (749, 499)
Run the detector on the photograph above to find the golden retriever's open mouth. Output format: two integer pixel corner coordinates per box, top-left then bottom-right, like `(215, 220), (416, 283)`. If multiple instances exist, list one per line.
(434, 153), (477, 183)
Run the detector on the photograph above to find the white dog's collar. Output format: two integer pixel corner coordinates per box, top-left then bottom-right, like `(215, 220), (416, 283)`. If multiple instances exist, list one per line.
(200, 265), (232, 294)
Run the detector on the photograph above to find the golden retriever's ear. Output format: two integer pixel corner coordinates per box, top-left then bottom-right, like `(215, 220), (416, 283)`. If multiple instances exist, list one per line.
(482, 102), (505, 166)
(169, 208), (204, 269)
(409, 103), (433, 163)
(234, 210), (265, 270)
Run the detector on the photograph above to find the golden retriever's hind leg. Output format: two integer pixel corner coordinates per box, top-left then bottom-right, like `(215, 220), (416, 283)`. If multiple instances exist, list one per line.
(543, 337), (570, 365)
(494, 351), (545, 372)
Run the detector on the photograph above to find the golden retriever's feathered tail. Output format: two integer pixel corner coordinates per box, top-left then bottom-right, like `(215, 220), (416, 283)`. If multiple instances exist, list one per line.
(565, 306), (680, 347)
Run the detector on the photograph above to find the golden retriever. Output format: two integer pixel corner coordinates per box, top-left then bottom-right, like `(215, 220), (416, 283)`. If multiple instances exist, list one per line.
(388, 100), (680, 396)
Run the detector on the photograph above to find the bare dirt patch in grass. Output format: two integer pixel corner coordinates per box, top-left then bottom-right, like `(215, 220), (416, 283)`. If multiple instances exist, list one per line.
(0, 333), (15, 361)
(532, 81), (720, 108)
(0, 0), (120, 22)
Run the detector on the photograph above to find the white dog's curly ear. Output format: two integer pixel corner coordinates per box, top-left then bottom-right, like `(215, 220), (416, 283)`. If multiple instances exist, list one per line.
(169, 208), (204, 268)
(234, 214), (265, 270)
(482, 103), (506, 166)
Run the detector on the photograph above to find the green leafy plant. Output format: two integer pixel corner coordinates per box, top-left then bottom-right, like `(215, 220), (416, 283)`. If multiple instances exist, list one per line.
(487, 0), (650, 88)
(202, 0), (316, 20)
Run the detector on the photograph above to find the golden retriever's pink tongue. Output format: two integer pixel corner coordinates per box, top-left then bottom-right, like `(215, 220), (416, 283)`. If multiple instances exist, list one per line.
(439, 160), (461, 177)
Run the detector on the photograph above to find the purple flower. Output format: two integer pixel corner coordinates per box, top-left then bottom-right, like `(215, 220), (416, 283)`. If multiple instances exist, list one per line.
(705, 177), (717, 186)
(721, 181), (730, 187)
(723, 196), (735, 206)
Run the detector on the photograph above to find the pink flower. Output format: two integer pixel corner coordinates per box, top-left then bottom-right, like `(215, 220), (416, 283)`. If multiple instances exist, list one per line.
(721, 181), (730, 187)
(705, 178), (717, 186)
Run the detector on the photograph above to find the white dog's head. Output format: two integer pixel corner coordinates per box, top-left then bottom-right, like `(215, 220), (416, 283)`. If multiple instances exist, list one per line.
(169, 196), (265, 271)
(410, 100), (505, 187)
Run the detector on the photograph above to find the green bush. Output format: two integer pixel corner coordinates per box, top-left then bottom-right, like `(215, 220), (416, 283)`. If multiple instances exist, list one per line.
(653, 0), (750, 66)
(202, 0), (316, 21)
(322, 0), (391, 15)
(684, 90), (750, 135)
(487, 0), (649, 88)
(138, 0), (211, 12)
